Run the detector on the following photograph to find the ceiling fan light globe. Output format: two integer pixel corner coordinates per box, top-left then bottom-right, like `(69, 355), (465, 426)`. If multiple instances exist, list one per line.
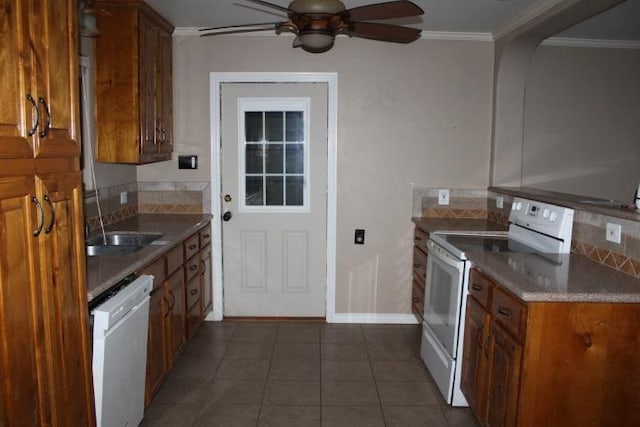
(289, 0), (345, 14)
(299, 32), (335, 53)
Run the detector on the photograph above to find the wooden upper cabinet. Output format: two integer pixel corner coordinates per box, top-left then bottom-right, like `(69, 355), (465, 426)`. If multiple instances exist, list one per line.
(95, 1), (174, 164)
(0, 0), (79, 160)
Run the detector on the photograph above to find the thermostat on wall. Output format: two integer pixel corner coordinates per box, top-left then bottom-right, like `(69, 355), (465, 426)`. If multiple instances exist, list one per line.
(178, 155), (198, 169)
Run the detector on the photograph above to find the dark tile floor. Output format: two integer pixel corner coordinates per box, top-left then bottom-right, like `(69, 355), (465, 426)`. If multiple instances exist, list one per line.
(141, 321), (480, 427)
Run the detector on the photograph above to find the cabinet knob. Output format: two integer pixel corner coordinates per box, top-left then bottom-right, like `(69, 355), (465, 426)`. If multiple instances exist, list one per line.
(188, 244), (197, 250)
(497, 307), (511, 317)
(189, 264), (198, 271)
(471, 284), (482, 291)
(582, 333), (593, 348)
(190, 289), (198, 296)
(413, 263), (421, 269)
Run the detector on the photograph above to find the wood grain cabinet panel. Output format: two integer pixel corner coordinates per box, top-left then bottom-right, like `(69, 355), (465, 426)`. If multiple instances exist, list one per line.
(462, 268), (640, 427)
(411, 227), (428, 322)
(94, 1), (174, 164)
(0, 1), (93, 424)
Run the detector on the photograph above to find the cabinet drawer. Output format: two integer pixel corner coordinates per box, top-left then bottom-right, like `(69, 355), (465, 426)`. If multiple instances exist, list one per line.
(184, 256), (200, 283)
(138, 257), (166, 291)
(413, 247), (428, 284)
(414, 227), (429, 253)
(469, 269), (493, 309)
(491, 287), (527, 341)
(184, 233), (199, 261)
(199, 225), (211, 248)
(166, 244), (183, 276)
(186, 275), (200, 311)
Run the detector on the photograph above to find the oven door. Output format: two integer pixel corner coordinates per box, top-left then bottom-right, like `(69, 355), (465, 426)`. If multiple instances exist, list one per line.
(424, 240), (466, 358)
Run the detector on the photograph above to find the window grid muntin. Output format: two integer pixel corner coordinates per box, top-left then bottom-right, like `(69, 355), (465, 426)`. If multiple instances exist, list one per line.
(238, 98), (310, 213)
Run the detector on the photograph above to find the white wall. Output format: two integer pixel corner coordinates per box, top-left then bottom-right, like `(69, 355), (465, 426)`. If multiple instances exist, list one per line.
(522, 45), (640, 202)
(138, 35), (494, 315)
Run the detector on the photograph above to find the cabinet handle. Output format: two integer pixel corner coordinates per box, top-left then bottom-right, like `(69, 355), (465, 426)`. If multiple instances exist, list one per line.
(412, 297), (420, 303)
(38, 97), (51, 138)
(202, 234), (210, 239)
(414, 236), (422, 241)
(413, 263), (421, 269)
(26, 94), (39, 136)
(200, 259), (206, 273)
(190, 289), (198, 296)
(188, 244), (197, 250)
(162, 296), (171, 317)
(43, 195), (55, 234)
(471, 284), (482, 291)
(168, 290), (176, 310)
(32, 196), (45, 236)
(483, 334), (491, 360)
(497, 307), (511, 317)
(189, 264), (198, 271)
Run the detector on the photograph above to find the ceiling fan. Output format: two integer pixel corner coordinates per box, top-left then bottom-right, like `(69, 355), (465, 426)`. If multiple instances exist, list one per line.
(199, 0), (425, 53)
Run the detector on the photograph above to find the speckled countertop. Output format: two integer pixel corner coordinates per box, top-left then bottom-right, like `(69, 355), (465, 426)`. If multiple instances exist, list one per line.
(411, 216), (640, 303)
(468, 252), (640, 303)
(86, 214), (212, 303)
(411, 217), (507, 234)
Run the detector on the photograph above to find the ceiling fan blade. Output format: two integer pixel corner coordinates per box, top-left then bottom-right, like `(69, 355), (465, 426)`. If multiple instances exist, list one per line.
(344, 1), (424, 21)
(200, 24), (281, 37)
(343, 22), (421, 43)
(245, 0), (293, 14)
(199, 22), (284, 32)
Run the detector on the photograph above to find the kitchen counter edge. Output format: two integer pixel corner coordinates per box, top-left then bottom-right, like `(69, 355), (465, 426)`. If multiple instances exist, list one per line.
(86, 214), (213, 303)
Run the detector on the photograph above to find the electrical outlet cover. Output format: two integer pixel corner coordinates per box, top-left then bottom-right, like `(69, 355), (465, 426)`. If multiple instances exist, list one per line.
(606, 223), (622, 244)
(496, 196), (504, 209)
(438, 189), (450, 205)
(120, 191), (127, 205)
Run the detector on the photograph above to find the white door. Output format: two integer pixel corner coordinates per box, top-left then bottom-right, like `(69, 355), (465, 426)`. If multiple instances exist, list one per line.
(221, 83), (328, 317)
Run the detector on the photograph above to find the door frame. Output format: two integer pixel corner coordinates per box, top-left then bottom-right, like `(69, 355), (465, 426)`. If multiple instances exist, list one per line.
(209, 72), (338, 322)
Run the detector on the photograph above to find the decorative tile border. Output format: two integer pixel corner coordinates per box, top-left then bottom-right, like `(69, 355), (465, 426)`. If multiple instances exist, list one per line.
(86, 205), (139, 231)
(572, 240), (640, 279)
(421, 208), (487, 219)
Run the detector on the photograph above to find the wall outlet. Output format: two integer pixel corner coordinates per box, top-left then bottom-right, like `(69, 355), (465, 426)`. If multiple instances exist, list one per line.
(438, 189), (450, 205)
(120, 191), (127, 205)
(496, 196), (504, 209)
(606, 222), (622, 244)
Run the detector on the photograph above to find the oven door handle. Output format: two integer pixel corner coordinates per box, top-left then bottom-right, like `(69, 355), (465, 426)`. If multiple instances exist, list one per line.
(427, 242), (463, 270)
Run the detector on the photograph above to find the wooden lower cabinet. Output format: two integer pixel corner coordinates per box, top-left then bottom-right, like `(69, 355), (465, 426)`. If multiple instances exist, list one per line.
(142, 221), (212, 407)
(412, 227), (428, 322)
(462, 268), (640, 427)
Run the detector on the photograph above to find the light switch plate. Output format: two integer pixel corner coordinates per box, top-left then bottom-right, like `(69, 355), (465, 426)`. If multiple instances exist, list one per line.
(606, 223), (622, 244)
(438, 189), (450, 205)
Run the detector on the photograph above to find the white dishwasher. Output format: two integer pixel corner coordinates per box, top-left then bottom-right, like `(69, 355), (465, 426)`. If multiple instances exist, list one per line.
(92, 274), (152, 427)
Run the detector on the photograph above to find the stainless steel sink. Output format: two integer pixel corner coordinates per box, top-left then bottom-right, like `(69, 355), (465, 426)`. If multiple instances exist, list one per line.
(85, 232), (164, 257)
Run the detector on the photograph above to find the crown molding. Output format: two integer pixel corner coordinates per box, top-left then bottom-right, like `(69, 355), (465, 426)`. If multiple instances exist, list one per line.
(493, 0), (567, 41)
(541, 37), (640, 49)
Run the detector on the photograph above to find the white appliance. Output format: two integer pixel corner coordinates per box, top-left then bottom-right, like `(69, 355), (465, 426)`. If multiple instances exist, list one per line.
(92, 274), (152, 427)
(420, 197), (574, 406)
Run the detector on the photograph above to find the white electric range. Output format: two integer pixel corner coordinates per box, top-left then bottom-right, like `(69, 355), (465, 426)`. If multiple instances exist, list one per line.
(420, 197), (574, 406)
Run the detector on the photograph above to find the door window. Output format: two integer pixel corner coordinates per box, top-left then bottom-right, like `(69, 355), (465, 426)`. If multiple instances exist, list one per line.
(238, 98), (310, 212)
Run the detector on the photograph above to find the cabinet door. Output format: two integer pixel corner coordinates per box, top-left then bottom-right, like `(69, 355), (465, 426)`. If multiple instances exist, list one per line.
(200, 245), (212, 314)
(166, 268), (186, 363)
(461, 297), (490, 421)
(0, 0), (34, 159)
(36, 170), (94, 426)
(139, 13), (159, 158)
(486, 323), (522, 427)
(0, 176), (48, 425)
(157, 28), (173, 155)
(145, 287), (168, 407)
(27, 0), (79, 158)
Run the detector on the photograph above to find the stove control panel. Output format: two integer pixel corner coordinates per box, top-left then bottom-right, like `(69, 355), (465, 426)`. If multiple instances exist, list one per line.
(509, 197), (575, 253)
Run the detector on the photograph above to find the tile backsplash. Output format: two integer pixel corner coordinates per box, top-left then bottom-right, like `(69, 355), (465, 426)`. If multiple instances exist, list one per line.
(85, 181), (210, 231)
(413, 188), (640, 279)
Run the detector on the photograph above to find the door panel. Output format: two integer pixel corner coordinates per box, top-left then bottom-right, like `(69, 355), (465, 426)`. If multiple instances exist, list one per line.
(221, 83), (328, 317)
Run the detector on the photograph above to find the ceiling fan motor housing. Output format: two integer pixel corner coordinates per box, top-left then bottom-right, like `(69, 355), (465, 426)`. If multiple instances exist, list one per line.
(289, 0), (346, 14)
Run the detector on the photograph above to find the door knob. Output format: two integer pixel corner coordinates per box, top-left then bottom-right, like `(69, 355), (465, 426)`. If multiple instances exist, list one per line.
(224, 194), (232, 202)
(222, 211), (232, 222)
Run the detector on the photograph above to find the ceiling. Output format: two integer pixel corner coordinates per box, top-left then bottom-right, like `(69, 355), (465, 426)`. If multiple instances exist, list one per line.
(145, 0), (640, 41)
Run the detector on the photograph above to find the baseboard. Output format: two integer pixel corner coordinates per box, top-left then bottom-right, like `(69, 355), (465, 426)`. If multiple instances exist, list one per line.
(328, 313), (419, 324)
